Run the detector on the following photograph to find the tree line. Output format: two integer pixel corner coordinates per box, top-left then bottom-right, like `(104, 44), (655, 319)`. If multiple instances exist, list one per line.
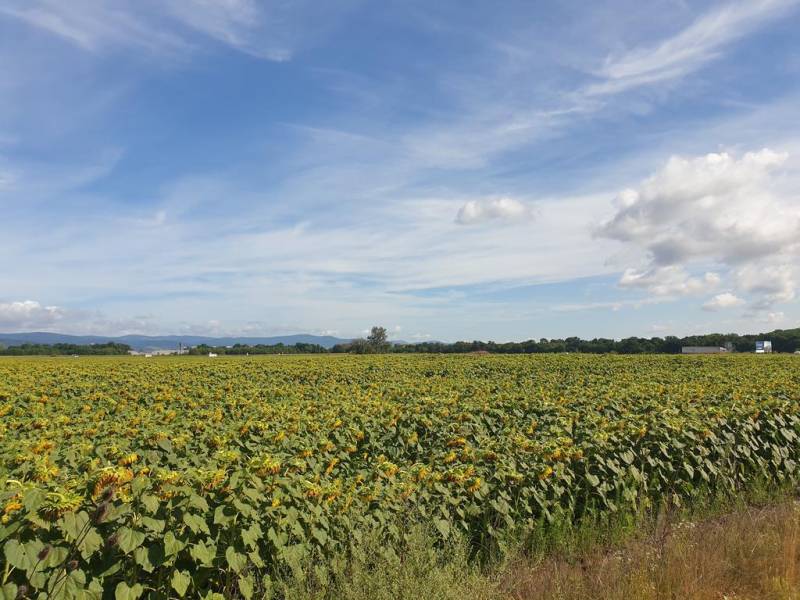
(334, 327), (800, 354)
(187, 342), (328, 355)
(1, 327), (797, 356)
(0, 342), (132, 356)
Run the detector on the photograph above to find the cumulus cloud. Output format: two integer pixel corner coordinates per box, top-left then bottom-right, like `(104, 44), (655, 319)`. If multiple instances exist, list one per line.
(619, 266), (719, 297)
(598, 149), (800, 308)
(702, 292), (745, 311)
(455, 197), (533, 225)
(0, 300), (166, 335)
(759, 311), (785, 324)
(599, 149), (796, 264)
(0, 300), (71, 330)
(735, 263), (796, 307)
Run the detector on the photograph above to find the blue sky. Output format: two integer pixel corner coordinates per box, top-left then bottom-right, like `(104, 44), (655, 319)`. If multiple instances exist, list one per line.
(1, 0), (799, 341)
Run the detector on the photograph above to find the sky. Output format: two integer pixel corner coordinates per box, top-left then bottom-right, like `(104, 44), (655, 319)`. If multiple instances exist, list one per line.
(1, 0), (799, 342)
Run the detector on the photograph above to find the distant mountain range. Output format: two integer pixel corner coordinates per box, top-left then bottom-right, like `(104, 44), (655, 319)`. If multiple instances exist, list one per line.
(0, 332), (353, 351)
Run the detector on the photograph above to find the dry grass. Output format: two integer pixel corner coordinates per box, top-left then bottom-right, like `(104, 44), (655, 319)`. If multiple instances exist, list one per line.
(497, 500), (800, 600)
(274, 491), (800, 600)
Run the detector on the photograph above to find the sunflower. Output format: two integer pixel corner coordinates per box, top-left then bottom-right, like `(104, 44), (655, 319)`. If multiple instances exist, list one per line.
(250, 455), (281, 477)
(325, 458), (339, 476)
(119, 453), (139, 466)
(39, 491), (83, 521)
(92, 467), (134, 499)
(2, 498), (23, 516)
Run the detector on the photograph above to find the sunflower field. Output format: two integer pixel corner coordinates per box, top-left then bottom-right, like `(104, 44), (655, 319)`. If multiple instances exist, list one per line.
(1, 354), (799, 599)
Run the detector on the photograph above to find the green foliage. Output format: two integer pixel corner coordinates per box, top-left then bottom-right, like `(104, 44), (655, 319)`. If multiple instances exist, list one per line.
(367, 327), (390, 353)
(0, 354), (799, 597)
(388, 327), (800, 354)
(188, 342), (327, 356)
(0, 342), (131, 356)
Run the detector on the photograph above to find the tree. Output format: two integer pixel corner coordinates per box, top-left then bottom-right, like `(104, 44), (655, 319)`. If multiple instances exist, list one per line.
(349, 338), (373, 354)
(367, 326), (390, 353)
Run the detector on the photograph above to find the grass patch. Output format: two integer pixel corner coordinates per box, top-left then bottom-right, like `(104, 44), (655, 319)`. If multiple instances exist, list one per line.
(501, 496), (800, 599)
(275, 480), (800, 600)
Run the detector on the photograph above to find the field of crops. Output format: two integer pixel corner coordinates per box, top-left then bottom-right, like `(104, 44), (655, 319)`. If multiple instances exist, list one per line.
(1, 354), (799, 599)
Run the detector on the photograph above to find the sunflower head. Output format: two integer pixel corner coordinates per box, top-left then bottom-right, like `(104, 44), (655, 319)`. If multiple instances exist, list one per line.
(39, 491), (83, 521)
(2, 498), (23, 518)
(250, 455), (281, 477)
(92, 468), (133, 500)
(119, 453), (139, 466)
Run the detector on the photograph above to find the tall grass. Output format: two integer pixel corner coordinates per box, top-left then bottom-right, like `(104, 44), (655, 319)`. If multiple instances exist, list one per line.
(273, 480), (800, 600)
(501, 497), (800, 599)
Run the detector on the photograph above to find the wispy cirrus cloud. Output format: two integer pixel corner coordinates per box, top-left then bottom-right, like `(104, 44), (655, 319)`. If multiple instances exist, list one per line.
(587, 0), (799, 95)
(390, 1), (798, 172)
(0, 1), (188, 55)
(0, 0), (359, 61)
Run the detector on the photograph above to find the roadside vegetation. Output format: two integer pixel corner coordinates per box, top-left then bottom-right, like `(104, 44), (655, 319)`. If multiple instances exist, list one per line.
(282, 483), (800, 600)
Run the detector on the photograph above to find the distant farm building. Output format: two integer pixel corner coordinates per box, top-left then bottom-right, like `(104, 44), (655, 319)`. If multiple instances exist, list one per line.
(208, 352), (218, 358)
(681, 346), (728, 354)
(755, 341), (773, 353)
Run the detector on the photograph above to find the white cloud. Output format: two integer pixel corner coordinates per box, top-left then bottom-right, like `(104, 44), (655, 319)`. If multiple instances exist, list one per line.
(0, 149), (123, 200)
(399, 1), (796, 170)
(619, 267), (719, 297)
(588, 0), (797, 95)
(0, 169), (16, 189)
(0, 300), (163, 335)
(455, 197), (533, 225)
(735, 263), (796, 307)
(551, 295), (671, 313)
(702, 292), (745, 311)
(0, 1), (188, 55)
(0, 300), (70, 330)
(0, 0), (357, 61)
(598, 149), (800, 307)
(160, 0), (287, 61)
(759, 311), (785, 324)
(599, 149), (795, 264)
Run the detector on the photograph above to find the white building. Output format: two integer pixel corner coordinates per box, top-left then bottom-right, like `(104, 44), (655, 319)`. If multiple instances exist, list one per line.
(755, 341), (773, 353)
(681, 346), (727, 354)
